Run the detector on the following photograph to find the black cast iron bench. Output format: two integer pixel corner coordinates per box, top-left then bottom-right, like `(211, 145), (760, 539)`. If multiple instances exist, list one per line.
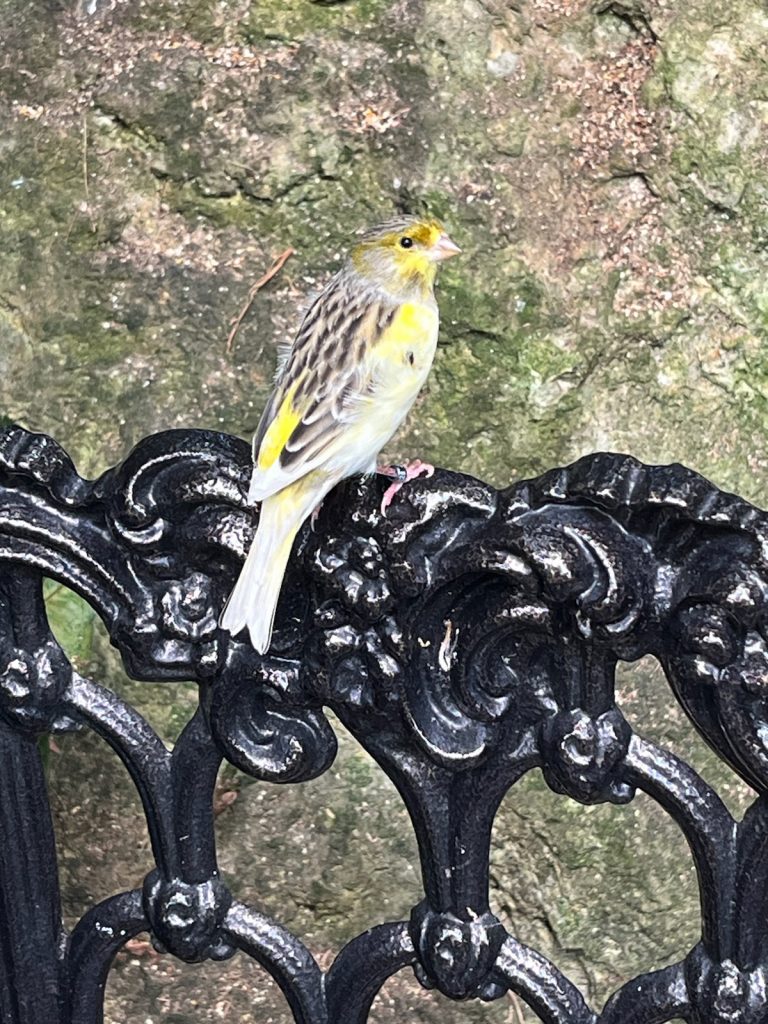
(0, 423), (764, 1023)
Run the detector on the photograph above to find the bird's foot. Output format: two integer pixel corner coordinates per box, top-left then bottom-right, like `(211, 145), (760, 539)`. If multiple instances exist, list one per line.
(377, 459), (435, 515)
(309, 499), (324, 532)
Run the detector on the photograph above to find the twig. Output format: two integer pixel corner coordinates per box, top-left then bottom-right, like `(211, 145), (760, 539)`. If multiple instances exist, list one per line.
(508, 992), (526, 1024)
(81, 112), (96, 233)
(226, 247), (295, 353)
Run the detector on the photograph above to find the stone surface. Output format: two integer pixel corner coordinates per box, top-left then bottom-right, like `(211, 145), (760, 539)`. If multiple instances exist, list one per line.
(3, 0), (767, 1019)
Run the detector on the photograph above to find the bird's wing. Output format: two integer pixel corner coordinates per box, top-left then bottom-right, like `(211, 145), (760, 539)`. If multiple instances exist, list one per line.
(248, 274), (396, 503)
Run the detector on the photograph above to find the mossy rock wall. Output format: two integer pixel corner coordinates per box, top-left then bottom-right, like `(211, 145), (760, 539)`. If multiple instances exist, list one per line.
(2, 0), (767, 1021)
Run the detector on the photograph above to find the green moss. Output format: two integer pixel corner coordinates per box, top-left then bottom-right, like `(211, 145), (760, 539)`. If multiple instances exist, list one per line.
(656, 6), (768, 229)
(161, 182), (264, 229)
(44, 581), (96, 667)
(107, 0), (241, 42)
(239, 0), (390, 44)
(5, 3), (768, 1017)
(117, 680), (200, 743)
(1, 139), (92, 245)
(438, 255), (556, 342)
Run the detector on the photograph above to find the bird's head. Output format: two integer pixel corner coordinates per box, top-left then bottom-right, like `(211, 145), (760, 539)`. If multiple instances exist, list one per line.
(351, 216), (461, 298)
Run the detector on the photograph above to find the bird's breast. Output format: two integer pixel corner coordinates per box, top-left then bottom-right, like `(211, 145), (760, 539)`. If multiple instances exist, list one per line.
(327, 299), (439, 477)
(373, 300), (439, 383)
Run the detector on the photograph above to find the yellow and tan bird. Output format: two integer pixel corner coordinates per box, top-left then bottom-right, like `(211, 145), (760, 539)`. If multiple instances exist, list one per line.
(220, 216), (461, 653)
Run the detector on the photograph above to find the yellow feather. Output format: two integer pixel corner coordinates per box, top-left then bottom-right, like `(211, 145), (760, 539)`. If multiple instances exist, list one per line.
(352, 218), (443, 297)
(374, 302), (438, 365)
(223, 215), (460, 653)
(257, 378), (304, 470)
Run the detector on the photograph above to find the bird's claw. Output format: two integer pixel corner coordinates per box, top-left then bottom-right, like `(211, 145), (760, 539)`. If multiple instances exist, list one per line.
(309, 499), (324, 532)
(377, 459), (435, 515)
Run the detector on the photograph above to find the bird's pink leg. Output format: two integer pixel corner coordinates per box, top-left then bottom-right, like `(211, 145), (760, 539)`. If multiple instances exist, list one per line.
(309, 499), (324, 532)
(377, 459), (435, 515)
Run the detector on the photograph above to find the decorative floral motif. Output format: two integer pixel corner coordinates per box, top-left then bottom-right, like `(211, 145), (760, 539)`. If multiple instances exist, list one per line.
(410, 904), (506, 1000)
(143, 871), (234, 963)
(0, 642), (74, 734)
(687, 948), (768, 1024)
(2, 424), (768, 1022)
(160, 572), (219, 642)
(541, 707), (634, 804)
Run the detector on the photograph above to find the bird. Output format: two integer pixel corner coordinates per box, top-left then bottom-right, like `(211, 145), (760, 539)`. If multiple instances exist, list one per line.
(220, 215), (461, 653)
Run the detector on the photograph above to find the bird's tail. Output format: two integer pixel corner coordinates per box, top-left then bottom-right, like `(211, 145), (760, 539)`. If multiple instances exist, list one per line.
(220, 495), (302, 654)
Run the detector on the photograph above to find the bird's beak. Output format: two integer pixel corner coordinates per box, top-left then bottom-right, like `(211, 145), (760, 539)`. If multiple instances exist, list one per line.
(431, 232), (462, 261)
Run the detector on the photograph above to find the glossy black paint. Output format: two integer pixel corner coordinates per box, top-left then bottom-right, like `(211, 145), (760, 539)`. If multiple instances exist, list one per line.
(0, 423), (766, 1022)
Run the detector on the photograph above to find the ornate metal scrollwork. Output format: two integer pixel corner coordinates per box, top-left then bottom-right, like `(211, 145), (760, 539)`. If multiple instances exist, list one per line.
(1, 422), (767, 1023)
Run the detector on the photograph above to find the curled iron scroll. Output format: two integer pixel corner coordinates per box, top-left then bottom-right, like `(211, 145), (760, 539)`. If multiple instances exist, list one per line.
(1, 422), (768, 1023)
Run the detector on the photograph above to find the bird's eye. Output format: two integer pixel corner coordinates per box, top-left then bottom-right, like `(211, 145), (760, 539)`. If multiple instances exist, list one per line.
(399, 237), (414, 249)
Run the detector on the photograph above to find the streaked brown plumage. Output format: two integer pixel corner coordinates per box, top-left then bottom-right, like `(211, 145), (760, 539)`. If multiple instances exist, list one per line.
(221, 216), (461, 652)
